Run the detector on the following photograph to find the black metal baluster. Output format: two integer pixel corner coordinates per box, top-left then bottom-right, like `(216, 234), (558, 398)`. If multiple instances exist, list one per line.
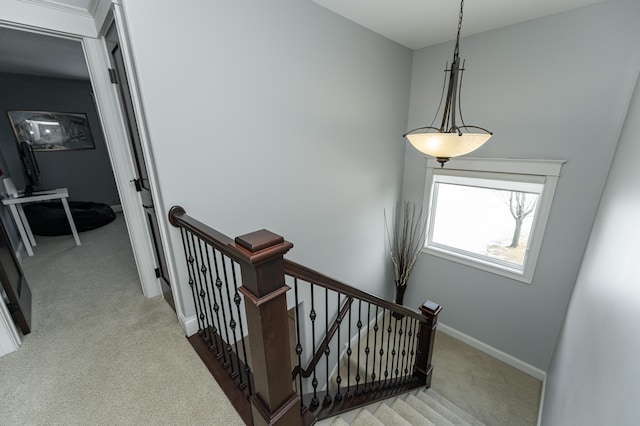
(385, 314), (392, 387)
(212, 250), (231, 369)
(363, 302), (371, 393)
(335, 293), (343, 402)
(192, 237), (214, 345)
(390, 316), (399, 385)
(180, 229), (203, 335)
(378, 308), (386, 390)
(293, 278), (307, 414)
(346, 302), (352, 398)
(220, 255), (238, 379)
(400, 316), (410, 383)
(230, 261), (248, 391)
(310, 283), (319, 409)
(371, 305), (379, 391)
(197, 239), (218, 352)
(204, 245), (224, 360)
(408, 319), (417, 381)
(323, 287), (332, 406)
(189, 234), (210, 343)
(355, 299), (362, 395)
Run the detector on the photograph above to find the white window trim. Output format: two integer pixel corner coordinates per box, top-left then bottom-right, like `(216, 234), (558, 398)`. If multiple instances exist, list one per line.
(422, 157), (565, 284)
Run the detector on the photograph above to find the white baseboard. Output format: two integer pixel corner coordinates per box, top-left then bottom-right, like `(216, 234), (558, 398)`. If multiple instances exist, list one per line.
(536, 375), (547, 426)
(110, 204), (123, 213)
(180, 314), (199, 337)
(437, 322), (547, 381)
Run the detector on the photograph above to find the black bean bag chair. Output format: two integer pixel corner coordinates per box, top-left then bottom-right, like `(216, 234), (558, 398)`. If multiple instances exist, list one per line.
(23, 201), (116, 236)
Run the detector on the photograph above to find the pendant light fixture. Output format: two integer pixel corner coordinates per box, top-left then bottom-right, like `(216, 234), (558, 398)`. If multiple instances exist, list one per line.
(403, 0), (492, 167)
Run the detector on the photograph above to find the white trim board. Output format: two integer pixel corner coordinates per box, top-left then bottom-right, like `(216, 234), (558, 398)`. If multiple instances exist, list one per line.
(181, 314), (199, 337)
(437, 322), (547, 381)
(536, 374), (547, 426)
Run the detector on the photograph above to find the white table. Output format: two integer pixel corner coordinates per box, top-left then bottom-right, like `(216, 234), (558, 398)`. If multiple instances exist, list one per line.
(2, 188), (81, 256)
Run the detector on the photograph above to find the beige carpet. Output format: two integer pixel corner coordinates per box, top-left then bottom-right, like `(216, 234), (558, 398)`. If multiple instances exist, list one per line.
(0, 214), (243, 425)
(431, 331), (542, 426)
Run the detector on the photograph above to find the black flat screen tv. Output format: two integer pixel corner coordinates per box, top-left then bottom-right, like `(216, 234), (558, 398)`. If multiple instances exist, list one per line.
(19, 141), (41, 196)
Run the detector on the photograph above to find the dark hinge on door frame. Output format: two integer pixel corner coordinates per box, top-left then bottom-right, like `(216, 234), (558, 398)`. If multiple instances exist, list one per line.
(154, 268), (161, 278)
(108, 68), (118, 84)
(131, 178), (142, 192)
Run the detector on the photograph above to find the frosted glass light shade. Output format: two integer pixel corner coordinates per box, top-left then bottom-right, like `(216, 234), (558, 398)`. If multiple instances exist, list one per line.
(406, 132), (492, 158)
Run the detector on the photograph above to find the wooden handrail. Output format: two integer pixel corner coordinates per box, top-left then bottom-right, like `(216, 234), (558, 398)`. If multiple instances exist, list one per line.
(284, 259), (426, 324)
(292, 296), (354, 380)
(169, 206), (293, 268)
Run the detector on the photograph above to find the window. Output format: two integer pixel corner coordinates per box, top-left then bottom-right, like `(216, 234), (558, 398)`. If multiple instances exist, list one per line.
(423, 158), (564, 283)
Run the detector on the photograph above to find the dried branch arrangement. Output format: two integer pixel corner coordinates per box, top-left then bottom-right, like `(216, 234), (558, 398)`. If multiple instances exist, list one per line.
(385, 201), (429, 291)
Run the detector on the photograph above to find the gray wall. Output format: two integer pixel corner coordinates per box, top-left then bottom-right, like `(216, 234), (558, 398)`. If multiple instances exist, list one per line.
(120, 0), (412, 315)
(401, 0), (640, 371)
(541, 69), (640, 426)
(0, 72), (120, 206)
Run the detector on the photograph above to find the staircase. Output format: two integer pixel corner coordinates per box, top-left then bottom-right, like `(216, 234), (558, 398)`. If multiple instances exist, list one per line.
(328, 388), (486, 426)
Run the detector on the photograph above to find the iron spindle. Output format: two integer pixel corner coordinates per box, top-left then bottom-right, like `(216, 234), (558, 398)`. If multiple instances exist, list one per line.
(372, 305), (379, 390)
(400, 316), (410, 383)
(197, 239), (217, 351)
(180, 229), (203, 335)
(390, 316), (398, 385)
(385, 314), (392, 387)
(408, 319), (418, 378)
(229, 261), (247, 390)
(363, 302), (371, 392)
(200, 243), (220, 356)
(335, 292), (343, 402)
(293, 278), (307, 413)
(191, 236), (212, 343)
(393, 317), (402, 383)
(323, 287), (332, 406)
(378, 308), (386, 389)
(346, 301), (352, 398)
(204, 245), (225, 359)
(220, 254), (239, 379)
(309, 283), (319, 408)
(188, 233), (210, 342)
(355, 299), (362, 394)
(213, 250), (232, 369)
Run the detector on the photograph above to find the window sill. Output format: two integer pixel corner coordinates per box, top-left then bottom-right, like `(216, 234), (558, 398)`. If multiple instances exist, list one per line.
(423, 245), (533, 284)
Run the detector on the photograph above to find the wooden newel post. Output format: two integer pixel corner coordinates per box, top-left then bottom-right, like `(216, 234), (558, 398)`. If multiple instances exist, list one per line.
(235, 229), (301, 426)
(415, 300), (442, 387)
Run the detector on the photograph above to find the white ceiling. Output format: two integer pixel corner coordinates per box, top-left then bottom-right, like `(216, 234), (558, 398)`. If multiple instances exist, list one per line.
(0, 26), (89, 80)
(313, 0), (608, 50)
(23, 0), (99, 16)
(0, 0), (609, 81)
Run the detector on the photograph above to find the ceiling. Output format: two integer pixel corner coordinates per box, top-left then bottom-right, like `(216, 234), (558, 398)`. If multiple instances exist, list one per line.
(0, 0), (608, 81)
(313, 0), (608, 50)
(0, 27), (89, 80)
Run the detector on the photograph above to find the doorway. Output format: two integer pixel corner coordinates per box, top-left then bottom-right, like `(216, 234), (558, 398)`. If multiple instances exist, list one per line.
(0, 17), (179, 343)
(104, 22), (174, 312)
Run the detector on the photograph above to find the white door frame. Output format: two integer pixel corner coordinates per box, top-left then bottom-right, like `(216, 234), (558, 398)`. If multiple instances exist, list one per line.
(0, 1), (186, 342)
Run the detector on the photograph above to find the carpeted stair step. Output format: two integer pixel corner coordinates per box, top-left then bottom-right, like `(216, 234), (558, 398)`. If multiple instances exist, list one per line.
(372, 403), (412, 426)
(390, 398), (436, 426)
(330, 417), (351, 426)
(418, 389), (485, 426)
(404, 394), (458, 426)
(350, 407), (385, 426)
(328, 388), (486, 425)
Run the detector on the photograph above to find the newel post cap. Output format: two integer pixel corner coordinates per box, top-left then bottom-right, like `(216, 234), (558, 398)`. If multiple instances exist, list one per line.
(420, 300), (442, 316)
(234, 229), (293, 266)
